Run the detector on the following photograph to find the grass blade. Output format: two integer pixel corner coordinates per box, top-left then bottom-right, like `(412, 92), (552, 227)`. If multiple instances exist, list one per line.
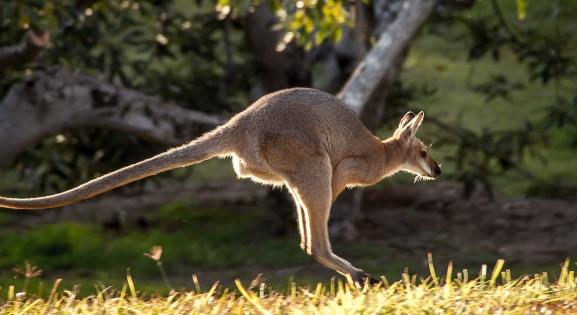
(428, 252), (439, 287)
(235, 279), (271, 315)
(126, 269), (137, 299)
(490, 259), (505, 287)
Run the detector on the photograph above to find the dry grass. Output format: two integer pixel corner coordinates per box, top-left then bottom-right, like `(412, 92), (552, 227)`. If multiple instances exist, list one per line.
(2, 258), (577, 314)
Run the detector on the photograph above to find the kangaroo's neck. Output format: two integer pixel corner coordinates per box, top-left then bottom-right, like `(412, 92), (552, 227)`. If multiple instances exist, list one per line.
(378, 137), (405, 178)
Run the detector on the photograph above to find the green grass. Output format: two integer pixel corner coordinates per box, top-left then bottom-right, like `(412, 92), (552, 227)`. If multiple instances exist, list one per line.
(0, 205), (309, 276)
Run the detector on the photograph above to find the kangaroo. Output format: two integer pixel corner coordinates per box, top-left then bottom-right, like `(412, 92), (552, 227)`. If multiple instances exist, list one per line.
(0, 87), (441, 284)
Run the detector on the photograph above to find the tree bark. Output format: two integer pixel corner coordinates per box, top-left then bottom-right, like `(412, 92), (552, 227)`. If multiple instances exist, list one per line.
(330, 0), (436, 240)
(243, 4), (311, 101)
(0, 67), (224, 168)
(0, 30), (50, 72)
(339, 0), (436, 120)
(311, 1), (372, 93)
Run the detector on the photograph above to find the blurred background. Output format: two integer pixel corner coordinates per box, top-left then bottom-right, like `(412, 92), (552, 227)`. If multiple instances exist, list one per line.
(1, 0), (576, 294)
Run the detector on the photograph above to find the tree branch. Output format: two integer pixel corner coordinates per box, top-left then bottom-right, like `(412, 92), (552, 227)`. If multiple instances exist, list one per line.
(0, 66), (225, 168)
(338, 0), (435, 128)
(0, 30), (51, 72)
(489, 0), (520, 42)
(439, 0), (476, 10)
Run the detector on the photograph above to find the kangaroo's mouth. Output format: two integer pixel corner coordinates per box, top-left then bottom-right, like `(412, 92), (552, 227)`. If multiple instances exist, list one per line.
(401, 168), (436, 182)
(415, 164), (437, 182)
(418, 161), (442, 181)
(414, 174), (435, 183)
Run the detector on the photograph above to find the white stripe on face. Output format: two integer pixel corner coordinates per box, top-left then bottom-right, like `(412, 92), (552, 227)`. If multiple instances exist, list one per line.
(419, 159), (432, 177)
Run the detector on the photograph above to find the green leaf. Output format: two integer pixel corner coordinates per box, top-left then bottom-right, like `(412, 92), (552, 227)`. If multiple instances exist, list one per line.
(332, 26), (342, 43)
(515, 0), (527, 21)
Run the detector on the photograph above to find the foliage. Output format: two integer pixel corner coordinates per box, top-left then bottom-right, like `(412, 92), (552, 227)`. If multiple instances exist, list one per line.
(472, 74), (525, 103)
(3, 260), (577, 313)
(0, 0), (254, 190)
(1, 0), (253, 112)
(216, 0), (352, 50)
(395, 0), (577, 197)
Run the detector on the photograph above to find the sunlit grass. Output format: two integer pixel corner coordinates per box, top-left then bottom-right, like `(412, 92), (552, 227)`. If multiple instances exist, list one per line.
(2, 258), (577, 314)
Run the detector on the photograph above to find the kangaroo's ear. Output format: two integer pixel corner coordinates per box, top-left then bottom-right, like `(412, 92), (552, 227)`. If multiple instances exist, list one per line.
(395, 111), (424, 140)
(408, 111), (424, 138)
(397, 111), (415, 130)
(393, 112), (415, 138)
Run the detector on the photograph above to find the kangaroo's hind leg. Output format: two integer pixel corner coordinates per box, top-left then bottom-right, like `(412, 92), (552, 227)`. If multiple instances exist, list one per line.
(287, 186), (308, 251)
(281, 154), (371, 283)
(232, 156), (284, 186)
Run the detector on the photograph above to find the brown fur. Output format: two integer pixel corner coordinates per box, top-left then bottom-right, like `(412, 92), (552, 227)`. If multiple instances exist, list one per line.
(0, 87), (441, 283)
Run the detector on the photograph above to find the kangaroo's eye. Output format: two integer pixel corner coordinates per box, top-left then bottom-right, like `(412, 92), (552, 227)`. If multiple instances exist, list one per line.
(420, 150), (427, 159)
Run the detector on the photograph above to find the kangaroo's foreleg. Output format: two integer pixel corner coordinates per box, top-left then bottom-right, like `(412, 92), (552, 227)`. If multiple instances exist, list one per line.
(331, 157), (373, 203)
(331, 158), (358, 203)
(284, 155), (368, 282)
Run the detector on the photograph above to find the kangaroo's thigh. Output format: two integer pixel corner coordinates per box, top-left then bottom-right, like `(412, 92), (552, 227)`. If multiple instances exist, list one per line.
(232, 156), (284, 185)
(260, 130), (325, 175)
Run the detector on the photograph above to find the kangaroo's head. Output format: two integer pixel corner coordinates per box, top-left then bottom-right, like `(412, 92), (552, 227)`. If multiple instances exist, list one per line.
(392, 111), (441, 182)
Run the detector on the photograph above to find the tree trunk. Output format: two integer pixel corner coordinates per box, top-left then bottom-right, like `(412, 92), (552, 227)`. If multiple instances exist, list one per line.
(243, 4), (311, 101)
(330, 0), (436, 241)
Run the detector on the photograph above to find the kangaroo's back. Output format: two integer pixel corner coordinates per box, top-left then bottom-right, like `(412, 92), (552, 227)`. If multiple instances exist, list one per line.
(231, 88), (377, 161)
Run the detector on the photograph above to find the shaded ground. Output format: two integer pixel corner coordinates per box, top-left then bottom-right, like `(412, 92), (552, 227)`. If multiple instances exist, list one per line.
(360, 182), (577, 265)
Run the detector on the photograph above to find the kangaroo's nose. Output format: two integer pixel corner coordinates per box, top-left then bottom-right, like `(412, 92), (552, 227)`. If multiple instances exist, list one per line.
(434, 164), (442, 177)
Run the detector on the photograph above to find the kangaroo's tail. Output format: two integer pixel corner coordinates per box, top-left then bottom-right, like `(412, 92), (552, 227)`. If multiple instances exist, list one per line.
(0, 126), (235, 209)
